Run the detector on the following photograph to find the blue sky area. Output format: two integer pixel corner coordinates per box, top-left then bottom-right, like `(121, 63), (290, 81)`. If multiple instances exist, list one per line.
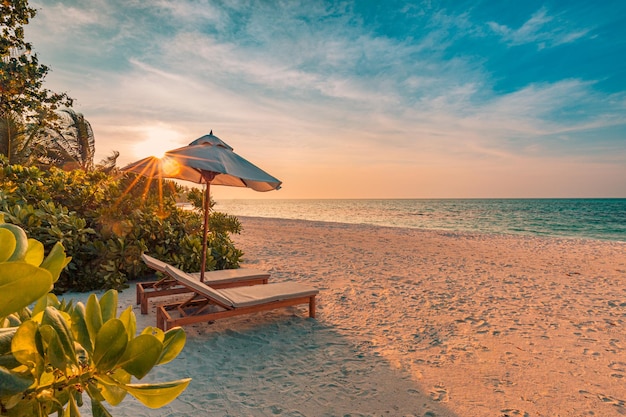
(27, 0), (626, 198)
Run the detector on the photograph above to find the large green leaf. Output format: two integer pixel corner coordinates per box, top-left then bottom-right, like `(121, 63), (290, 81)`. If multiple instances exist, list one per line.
(1, 392), (31, 416)
(24, 238), (44, 266)
(11, 320), (42, 367)
(141, 326), (164, 342)
(86, 381), (105, 402)
(0, 229), (16, 262)
(70, 302), (93, 354)
(158, 327), (186, 365)
(0, 263), (53, 317)
(39, 325), (67, 370)
(41, 307), (76, 365)
(63, 394), (80, 417)
(0, 354), (20, 369)
(0, 366), (34, 395)
(92, 319), (127, 372)
(99, 290), (118, 322)
(95, 370), (130, 406)
(85, 295), (103, 345)
(0, 223), (28, 261)
(117, 334), (162, 379)
(39, 242), (71, 283)
(118, 307), (136, 342)
(90, 398), (114, 417)
(124, 378), (191, 409)
(32, 293), (61, 316)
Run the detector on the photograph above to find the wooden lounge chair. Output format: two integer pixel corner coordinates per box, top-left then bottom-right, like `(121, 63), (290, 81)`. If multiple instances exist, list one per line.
(156, 265), (319, 330)
(137, 254), (270, 314)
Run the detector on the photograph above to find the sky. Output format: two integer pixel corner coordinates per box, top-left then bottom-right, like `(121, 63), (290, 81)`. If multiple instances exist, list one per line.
(25, 0), (626, 199)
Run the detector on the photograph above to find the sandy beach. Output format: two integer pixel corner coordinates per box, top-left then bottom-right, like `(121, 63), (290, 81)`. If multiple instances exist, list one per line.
(73, 217), (626, 416)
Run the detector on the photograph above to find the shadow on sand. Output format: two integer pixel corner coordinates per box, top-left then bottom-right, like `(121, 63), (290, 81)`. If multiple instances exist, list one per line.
(107, 312), (459, 417)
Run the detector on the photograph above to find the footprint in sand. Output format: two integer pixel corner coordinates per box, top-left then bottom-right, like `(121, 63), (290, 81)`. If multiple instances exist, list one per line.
(429, 383), (449, 402)
(608, 339), (624, 353)
(609, 361), (626, 372)
(582, 348), (601, 359)
(608, 362), (626, 379)
(597, 393), (625, 407)
(581, 390), (626, 411)
(500, 409), (530, 417)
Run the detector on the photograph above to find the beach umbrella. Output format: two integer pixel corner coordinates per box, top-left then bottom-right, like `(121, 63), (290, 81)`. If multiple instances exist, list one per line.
(121, 132), (282, 281)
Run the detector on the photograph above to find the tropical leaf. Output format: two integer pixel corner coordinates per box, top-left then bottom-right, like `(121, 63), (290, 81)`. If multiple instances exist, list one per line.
(41, 307), (76, 364)
(95, 370), (130, 406)
(92, 319), (127, 372)
(70, 302), (93, 354)
(158, 327), (186, 365)
(0, 366), (34, 396)
(117, 334), (162, 379)
(0, 222), (28, 261)
(63, 394), (81, 417)
(141, 326), (164, 342)
(39, 324), (67, 370)
(0, 263), (52, 318)
(48, 109), (95, 171)
(99, 290), (117, 322)
(0, 228), (16, 262)
(84, 295), (103, 344)
(118, 306), (136, 342)
(11, 320), (42, 367)
(124, 378), (191, 409)
(32, 293), (60, 316)
(85, 381), (105, 402)
(39, 242), (71, 283)
(90, 398), (114, 417)
(24, 238), (44, 266)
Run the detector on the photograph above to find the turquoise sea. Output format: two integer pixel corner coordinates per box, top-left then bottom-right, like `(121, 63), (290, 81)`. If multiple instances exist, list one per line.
(214, 199), (626, 242)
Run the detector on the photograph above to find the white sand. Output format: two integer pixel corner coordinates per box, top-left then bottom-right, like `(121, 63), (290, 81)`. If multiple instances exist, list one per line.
(69, 217), (626, 416)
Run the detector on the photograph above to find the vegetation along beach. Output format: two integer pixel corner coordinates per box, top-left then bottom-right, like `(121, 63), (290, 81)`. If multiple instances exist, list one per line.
(2, 0), (626, 416)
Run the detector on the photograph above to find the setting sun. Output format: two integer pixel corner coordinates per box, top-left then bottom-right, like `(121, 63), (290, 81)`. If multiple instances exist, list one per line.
(132, 125), (185, 159)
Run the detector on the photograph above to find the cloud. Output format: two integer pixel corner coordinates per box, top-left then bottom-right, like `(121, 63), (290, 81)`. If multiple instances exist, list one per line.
(24, 0), (626, 197)
(488, 6), (591, 49)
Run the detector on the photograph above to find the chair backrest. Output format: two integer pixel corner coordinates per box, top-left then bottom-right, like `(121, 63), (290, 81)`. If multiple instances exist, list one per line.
(141, 253), (169, 273)
(164, 265), (234, 307)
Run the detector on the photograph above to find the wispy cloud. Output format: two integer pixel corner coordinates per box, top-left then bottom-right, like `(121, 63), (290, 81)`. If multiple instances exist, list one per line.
(488, 6), (591, 49)
(24, 0), (626, 197)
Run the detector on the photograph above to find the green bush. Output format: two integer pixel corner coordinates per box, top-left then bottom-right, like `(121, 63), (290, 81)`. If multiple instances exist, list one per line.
(0, 219), (190, 416)
(0, 157), (243, 292)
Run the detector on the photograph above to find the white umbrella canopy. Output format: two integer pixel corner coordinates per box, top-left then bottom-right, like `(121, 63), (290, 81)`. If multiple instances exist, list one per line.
(121, 132), (282, 281)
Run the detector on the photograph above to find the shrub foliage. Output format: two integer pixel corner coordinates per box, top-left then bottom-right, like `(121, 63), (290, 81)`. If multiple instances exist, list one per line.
(0, 157), (243, 291)
(0, 218), (190, 416)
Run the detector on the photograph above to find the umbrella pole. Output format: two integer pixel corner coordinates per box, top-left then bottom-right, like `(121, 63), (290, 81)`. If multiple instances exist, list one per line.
(200, 172), (216, 283)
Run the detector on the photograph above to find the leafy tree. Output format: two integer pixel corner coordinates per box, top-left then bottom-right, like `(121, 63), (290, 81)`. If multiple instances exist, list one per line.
(44, 109), (96, 170)
(1, 0), (73, 165)
(0, 105), (48, 166)
(96, 151), (120, 174)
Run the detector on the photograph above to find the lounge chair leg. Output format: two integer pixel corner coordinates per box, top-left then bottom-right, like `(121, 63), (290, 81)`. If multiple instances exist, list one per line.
(157, 307), (165, 331)
(309, 296), (316, 318)
(141, 296), (148, 315)
(136, 283), (142, 305)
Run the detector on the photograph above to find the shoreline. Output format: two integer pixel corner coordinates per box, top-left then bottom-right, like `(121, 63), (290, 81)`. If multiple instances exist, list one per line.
(74, 216), (625, 416)
(238, 215), (626, 244)
(213, 198), (626, 243)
